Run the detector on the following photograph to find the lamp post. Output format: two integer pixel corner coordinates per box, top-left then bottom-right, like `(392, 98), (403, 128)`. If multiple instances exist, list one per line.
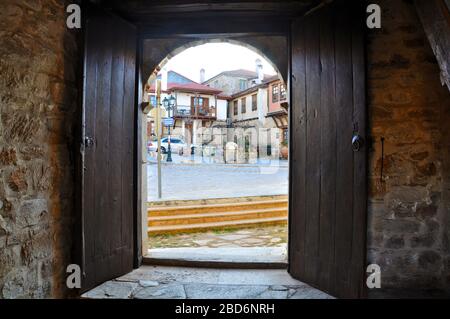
(163, 95), (176, 162)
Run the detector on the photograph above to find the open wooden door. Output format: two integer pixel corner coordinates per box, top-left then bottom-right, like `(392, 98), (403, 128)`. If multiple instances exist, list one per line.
(81, 6), (137, 291)
(289, 0), (367, 298)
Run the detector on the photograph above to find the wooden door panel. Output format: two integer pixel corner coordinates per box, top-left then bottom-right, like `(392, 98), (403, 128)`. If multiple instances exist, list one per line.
(289, 0), (367, 298)
(82, 8), (137, 292)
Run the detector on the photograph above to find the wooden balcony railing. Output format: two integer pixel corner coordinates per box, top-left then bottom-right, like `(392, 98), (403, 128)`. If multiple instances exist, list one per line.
(174, 105), (216, 119)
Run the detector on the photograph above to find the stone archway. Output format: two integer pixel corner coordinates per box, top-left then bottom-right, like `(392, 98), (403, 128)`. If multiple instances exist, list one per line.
(142, 36), (288, 86)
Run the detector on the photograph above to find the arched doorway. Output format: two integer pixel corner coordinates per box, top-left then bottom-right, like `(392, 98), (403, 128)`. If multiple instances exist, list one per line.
(141, 40), (290, 265)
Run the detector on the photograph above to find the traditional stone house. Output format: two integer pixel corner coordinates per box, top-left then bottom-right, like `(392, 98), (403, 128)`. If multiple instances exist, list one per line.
(227, 75), (287, 157)
(202, 62), (273, 96)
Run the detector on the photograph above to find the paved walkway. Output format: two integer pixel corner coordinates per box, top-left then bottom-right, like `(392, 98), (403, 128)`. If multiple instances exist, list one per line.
(147, 155), (288, 201)
(148, 225), (287, 249)
(82, 266), (333, 299)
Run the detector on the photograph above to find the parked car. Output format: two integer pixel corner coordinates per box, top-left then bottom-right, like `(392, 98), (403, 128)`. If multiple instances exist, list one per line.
(148, 137), (188, 155)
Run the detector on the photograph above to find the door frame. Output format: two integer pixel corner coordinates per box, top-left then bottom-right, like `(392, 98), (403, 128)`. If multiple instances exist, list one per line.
(137, 32), (291, 263)
(76, 1), (368, 297)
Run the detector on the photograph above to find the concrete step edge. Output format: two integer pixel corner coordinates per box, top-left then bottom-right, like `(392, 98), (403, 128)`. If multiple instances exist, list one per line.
(148, 207), (288, 221)
(148, 200), (288, 214)
(148, 216), (288, 232)
(148, 212), (287, 227)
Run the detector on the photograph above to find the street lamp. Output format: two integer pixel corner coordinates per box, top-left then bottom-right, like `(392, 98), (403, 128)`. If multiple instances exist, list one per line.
(162, 95), (176, 162)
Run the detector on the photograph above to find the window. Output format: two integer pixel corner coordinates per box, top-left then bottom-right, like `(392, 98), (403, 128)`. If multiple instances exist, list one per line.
(272, 85), (279, 103)
(280, 84), (286, 101)
(194, 97), (204, 106)
(233, 100), (238, 115)
(241, 98), (246, 114)
(251, 94), (257, 111)
(239, 79), (247, 91)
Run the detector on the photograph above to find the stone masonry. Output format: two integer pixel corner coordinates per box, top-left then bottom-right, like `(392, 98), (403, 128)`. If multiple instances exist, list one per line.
(0, 0), (80, 298)
(366, 0), (450, 292)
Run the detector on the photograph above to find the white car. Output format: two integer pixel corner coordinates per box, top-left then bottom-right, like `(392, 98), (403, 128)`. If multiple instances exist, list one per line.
(148, 137), (188, 155)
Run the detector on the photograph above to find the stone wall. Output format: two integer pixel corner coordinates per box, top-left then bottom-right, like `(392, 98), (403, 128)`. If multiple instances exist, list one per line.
(366, 0), (450, 291)
(0, 0), (80, 298)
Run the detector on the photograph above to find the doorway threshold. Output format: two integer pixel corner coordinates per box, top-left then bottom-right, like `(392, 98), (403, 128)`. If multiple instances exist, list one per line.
(144, 247), (287, 269)
(82, 266), (333, 299)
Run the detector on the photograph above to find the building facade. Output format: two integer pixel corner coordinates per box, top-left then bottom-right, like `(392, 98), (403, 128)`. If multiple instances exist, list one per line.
(227, 75), (287, 159)
(266, 79), (288, 144)
(146, 81), (228, 146)
(202, 60), (272, 96)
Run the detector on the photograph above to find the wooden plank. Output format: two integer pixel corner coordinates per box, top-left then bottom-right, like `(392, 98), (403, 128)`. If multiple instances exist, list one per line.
(304, 11), (321, 285)
(134, 38), (144, 268)
(333, 1), (354, 298)
(318, 4), (336, 294)
(82, 15), (100, 290)
(122, 20), (137, 273)
(350, 1), (367, 298)
(289, 15), (307, 281)
(108, 22), (126, 278)
(93, 14), (113, 284)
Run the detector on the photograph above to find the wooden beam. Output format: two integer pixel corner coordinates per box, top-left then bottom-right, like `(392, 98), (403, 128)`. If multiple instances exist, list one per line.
(138, 17), (289, 37)
(101, 0), (318, 15)
(415, 0), (450, 91)
(91, 0), (322, 27)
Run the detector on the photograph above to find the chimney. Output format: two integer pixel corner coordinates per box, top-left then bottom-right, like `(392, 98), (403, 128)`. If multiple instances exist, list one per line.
(255, 59), (263, 84)
(161, 67), (168, 91)
(200, 68), (205, 83)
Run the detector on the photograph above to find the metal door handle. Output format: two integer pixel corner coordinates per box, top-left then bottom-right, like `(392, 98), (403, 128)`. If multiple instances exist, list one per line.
(352, 135), (364, 152)
(84, 136), (95, 148)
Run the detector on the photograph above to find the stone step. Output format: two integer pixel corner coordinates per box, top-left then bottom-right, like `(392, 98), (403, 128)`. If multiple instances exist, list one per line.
(148, 207), (287, 227)
(148, 195), (288, 207)
(148, 217), (288, 235)
(148, 199), (288, 217)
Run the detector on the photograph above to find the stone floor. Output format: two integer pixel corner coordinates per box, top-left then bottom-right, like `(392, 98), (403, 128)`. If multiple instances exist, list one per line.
(82, 266), (333, 299)
(148, 225), (288, 249)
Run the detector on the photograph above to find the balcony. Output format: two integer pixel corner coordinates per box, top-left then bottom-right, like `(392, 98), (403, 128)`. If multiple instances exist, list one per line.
(174, 105), (216, 119)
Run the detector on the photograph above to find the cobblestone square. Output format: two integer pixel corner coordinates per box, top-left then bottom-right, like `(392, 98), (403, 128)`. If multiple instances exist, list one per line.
(147, 154), (289, 201)
(148, 225), (288, 249)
